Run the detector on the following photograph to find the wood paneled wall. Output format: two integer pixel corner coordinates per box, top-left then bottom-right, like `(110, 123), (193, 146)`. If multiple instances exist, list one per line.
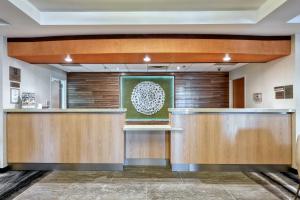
(68, 73), (120, 108)
(67, 72), (229, 108)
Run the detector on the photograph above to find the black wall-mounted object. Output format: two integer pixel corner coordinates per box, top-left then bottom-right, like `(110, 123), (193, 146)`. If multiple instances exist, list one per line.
(9, 66), (21, 82)
(274, 85), (293, 99)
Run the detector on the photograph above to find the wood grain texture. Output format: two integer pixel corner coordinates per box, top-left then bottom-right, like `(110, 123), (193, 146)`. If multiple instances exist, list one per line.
(6, 113), (125, 164)
(67, 72), (229, 108)
(12, 53), (285, 64)
(175, 73), (229, 108)
(170, 113), (292, 164)
(125, 131), (170, 159)
(7, 36), (291, 63)
(67, 73), (120, 108)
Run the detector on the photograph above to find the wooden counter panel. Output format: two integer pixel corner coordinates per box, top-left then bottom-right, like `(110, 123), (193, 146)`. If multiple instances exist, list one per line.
(125, 131), (170, 159)
(171, 113), (292, 164)
(7, 113), (125, 164)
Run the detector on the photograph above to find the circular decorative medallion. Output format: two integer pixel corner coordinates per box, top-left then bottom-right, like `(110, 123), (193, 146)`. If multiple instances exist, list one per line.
(131, 81), (165, 115)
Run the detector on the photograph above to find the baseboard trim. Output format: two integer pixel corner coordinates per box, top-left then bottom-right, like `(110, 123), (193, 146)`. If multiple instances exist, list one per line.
(9, 163), (123, 171)
(172, 164), (291, 172)
(124, 159), (169, 166)
(288, 167), (298, 174)
(0, 166), (9, 173)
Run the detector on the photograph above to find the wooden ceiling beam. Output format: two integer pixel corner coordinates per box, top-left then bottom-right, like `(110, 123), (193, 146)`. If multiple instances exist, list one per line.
(7, 35), (291, 64)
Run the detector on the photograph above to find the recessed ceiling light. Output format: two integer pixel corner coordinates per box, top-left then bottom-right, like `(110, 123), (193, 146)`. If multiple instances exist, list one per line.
(223, 54), (231, 62)
(177, 66), (181, 70)
(64, 55), (73, 63)
(143, 55), (151, 62)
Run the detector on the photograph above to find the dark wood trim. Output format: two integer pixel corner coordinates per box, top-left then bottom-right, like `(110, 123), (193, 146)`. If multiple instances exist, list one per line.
(8, 34), (291, 42)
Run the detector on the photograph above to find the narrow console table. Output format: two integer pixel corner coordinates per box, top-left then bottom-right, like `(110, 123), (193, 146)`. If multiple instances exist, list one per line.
(123, 124), (182, 166)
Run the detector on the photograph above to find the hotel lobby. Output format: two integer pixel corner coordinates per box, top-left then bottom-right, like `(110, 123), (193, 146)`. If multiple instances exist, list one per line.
(1, 0), (300, 199)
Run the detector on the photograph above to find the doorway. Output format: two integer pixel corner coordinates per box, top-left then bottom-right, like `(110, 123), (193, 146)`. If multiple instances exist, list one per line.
(50, 78), (67, 109)
(232, 77), (245, 108)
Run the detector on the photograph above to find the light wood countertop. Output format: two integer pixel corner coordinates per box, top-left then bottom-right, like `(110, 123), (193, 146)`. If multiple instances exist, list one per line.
(169, 108), (295, 114)
(4, 108), (127, 113)
(123, 125), (183, 131)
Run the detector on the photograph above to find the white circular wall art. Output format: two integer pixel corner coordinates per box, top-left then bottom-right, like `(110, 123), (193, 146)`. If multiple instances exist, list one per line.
(131, 81), (165, 115)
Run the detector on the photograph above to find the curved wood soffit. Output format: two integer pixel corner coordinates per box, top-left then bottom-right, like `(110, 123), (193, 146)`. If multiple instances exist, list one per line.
(7, 34), (291, 64)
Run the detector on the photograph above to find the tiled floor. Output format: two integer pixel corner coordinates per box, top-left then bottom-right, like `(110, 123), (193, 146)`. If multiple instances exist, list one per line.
(9, 167), (295, 200)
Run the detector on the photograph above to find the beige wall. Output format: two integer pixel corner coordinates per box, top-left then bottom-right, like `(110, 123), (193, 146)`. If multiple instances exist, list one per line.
(295, 34), (300, 134)
(229, 37), (295, 109)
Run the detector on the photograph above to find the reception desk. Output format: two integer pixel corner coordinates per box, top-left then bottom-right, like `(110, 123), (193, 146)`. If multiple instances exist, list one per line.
(169, 108), (294, 171)
(4, 109), (126, 170)
(4, 108), (294, 171)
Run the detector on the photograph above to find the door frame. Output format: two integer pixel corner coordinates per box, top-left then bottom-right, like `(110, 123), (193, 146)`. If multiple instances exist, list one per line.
(50, 77), (67, 109)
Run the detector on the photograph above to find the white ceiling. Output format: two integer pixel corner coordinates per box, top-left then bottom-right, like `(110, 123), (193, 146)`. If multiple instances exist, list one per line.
(6, 0), (287, 25)
(28, 0), (267, 12)
(51, 63), (248, 73)
(0, 0), (299, 37)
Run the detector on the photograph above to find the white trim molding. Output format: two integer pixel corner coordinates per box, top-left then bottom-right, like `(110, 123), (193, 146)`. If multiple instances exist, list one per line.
(9, 0), (287, 25)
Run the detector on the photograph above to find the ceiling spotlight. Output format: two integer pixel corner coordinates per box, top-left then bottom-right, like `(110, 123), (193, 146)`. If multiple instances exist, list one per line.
(223, 54), (231, 62)
(143, 55), (151, 62)
(177, 66), (181, 70)
(64, 54), (73, 63)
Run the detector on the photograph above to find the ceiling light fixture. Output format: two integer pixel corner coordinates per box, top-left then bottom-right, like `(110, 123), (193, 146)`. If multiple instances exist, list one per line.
(143, 55), (151, 62)
(223, 54), (231, 62)
(64, 54), (73, 63)
(177, 66), (181, 70)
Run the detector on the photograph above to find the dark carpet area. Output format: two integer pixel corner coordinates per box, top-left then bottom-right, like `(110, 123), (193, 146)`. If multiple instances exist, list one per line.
(0, 170), (48, 199)
(246, 171), (299, 199)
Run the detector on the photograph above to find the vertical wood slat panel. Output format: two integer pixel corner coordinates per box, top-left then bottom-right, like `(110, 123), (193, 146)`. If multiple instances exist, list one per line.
(67, 72), (229, 108)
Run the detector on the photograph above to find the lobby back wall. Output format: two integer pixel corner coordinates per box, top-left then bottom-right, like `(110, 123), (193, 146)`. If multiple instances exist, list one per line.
(67, 72), (229, 108)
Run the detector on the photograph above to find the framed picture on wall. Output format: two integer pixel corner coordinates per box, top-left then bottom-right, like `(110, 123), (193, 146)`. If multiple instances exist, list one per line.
(9, 66), (21, 82)
(10, 88), (20, 104)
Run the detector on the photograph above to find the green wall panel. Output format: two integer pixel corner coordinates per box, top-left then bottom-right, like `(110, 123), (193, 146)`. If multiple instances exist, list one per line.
(120, 76), (174, 121)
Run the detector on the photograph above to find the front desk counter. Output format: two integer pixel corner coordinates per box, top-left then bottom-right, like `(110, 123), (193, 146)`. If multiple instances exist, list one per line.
(4, 108), (294, 171)
(5, 109), (126, 170)
(169, 108), (294, 171)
